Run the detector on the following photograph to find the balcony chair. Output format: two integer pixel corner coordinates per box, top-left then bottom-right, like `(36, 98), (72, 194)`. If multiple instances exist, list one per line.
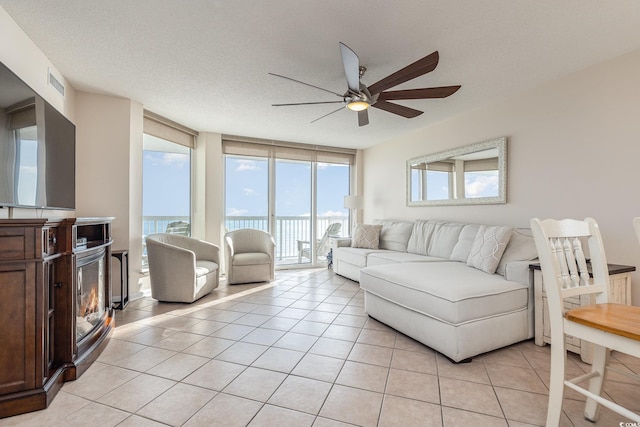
(297, 222), (342, 263)
(530, 217), (640, 425)
(225, 229), (275, 284)
(165, 220), (190, 235)
(146, 233), (220, 303)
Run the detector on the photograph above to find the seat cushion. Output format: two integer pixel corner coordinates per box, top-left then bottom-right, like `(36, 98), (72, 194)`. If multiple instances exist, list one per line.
(334, 247), (386, 267)
(195, 260), (219, 277)
(360, 262), (528, 325)
(367, 252), (446, 266)
(232, 252), (271, 266)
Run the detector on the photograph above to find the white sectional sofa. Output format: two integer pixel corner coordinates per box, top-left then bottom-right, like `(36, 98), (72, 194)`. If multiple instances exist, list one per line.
(332, 219), (538, 362)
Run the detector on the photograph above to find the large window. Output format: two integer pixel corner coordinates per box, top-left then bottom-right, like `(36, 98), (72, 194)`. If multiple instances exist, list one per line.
(142, 134), (191, 238)
(224, 138), (354, 267)
(142, 111), (197, 270)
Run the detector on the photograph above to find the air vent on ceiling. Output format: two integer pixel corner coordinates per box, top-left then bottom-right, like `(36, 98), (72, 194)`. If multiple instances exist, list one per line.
(48, 68), (65, 97)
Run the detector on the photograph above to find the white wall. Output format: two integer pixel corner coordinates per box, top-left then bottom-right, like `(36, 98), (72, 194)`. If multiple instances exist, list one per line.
(364, 49), (640, 304)
(75, 92), (144, 297)
(0, 7), (75, 121)
(0, 5), (77, 220)
(193, 131), (225, 248)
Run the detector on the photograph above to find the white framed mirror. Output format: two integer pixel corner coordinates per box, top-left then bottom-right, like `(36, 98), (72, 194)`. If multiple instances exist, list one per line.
(407, 137), (507, 206)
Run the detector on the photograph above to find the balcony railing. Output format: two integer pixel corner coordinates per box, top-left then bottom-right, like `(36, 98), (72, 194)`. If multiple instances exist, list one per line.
(142, 215), (349, 265)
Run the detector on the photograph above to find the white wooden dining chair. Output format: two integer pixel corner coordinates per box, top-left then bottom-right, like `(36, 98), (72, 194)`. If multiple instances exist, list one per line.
(530, 217), (640, 426)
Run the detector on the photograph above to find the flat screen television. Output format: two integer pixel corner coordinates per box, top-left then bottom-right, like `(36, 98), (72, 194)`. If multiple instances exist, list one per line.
(0, 62), (75, 210)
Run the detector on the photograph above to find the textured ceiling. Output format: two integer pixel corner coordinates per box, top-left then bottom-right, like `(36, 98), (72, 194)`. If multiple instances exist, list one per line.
(2, 0), (640, 149)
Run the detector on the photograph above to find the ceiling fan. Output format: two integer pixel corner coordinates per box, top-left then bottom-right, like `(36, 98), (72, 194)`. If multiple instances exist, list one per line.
(270, 42), (461, 127)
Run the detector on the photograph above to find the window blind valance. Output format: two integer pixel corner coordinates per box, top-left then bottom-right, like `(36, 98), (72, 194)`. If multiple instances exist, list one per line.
(9, 106), (36, 130)
(143, 110), (198, 149)
(222, 135), (355, 165)
(426, 161), (454, 172)
(464, 158), (499, 172)
(7, 97), (36, 130)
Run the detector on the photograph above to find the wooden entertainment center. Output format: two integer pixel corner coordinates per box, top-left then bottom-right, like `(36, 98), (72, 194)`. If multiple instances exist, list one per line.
(0, 217), (114, 418)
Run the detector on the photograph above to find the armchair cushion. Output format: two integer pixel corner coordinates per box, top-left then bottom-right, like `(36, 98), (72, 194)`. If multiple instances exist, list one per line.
(232, 252), (272, 266)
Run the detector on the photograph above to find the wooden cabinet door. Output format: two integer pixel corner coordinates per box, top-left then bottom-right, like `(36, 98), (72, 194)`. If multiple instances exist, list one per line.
(0, 262), (37, 395)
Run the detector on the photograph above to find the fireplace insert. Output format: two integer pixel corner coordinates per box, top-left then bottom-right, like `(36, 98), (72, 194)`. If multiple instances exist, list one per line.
(76, 249), (107, 343)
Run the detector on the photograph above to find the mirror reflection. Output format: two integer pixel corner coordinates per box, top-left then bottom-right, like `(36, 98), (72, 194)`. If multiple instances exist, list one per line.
(407, 137), (506, 206)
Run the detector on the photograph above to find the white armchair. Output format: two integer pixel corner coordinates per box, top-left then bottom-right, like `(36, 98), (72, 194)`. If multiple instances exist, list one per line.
(225, 229), (275, 285)
(146, 233), (220, 303)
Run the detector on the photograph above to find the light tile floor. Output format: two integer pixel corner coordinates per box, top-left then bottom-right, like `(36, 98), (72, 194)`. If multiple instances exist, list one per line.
(2, 268), (639, 426)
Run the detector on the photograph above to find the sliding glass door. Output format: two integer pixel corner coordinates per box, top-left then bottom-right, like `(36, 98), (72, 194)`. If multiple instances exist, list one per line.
(224, 143), (352, 268)
(225, 155), (269, 232)
(275, 159), (311, 266)
(142, 133), (191, 270)
(316, 162), (350, 261)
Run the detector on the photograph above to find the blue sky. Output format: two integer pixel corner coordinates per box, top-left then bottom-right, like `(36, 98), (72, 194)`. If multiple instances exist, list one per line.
(411, 170), (499, 201)
(225, 156), (349, 218)
(143, 151), (190, 216)
(142, 151), (350, 218)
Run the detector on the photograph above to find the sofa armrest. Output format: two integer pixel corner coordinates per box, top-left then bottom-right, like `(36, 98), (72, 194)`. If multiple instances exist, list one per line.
(503, 260), (536, 287)
(331, 238), (352, 249)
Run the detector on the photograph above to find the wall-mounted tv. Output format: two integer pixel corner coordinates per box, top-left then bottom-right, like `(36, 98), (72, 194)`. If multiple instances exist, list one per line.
(0, 62), (75, 210)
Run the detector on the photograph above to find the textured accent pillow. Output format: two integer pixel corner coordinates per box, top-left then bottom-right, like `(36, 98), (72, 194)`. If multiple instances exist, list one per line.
(467, 225), (513, 274)
(351, 224), (383, 249)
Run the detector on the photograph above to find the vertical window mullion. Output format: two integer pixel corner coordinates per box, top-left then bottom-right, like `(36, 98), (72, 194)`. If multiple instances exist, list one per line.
(268, 152), (276, 254)
(310, 161), (317, 265)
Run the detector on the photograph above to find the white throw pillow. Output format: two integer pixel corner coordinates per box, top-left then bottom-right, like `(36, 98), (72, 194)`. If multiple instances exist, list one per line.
(467, 225), (513, 274)
(351, 224), (383, 249)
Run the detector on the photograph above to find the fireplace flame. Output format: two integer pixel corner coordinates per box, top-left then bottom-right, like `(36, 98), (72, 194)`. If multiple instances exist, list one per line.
(80, 286), (99, 318)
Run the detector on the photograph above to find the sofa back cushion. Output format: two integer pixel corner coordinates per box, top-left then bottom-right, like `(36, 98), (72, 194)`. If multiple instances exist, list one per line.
(373, 219), (414, 252)
(427, 222), (465, 258)
(406, 220), (440, 255)
(449, 224), (481, 262)
(495, 228), (538, 276)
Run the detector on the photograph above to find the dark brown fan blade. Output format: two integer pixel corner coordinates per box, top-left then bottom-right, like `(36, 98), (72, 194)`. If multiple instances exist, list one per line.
(372, 100), (423, 118)
(310, 106), (344, 123)
(358, 109), (369, 127)
(367, 51), (439, 96)
(377, 85), (461, 101)
(272, 101), (344, 107)
(269, 73), (344, 97)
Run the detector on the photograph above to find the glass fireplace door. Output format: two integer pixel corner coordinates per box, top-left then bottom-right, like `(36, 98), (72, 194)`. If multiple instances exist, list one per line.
(75, 250), (106, 343)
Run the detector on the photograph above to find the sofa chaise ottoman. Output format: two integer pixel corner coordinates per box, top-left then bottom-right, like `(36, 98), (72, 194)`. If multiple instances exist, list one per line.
(361, 262), (531, 362)
(332, 219), (539, 361)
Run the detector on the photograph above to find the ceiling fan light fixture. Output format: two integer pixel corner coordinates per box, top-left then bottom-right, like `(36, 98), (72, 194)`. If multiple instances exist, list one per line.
(346, 99), (370, 111)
